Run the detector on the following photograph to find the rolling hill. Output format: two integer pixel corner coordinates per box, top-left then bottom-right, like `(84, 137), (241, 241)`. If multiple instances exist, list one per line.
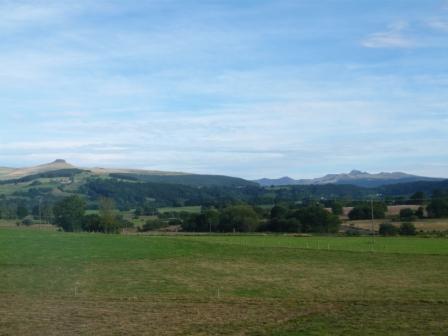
(0, 160), (255, 188)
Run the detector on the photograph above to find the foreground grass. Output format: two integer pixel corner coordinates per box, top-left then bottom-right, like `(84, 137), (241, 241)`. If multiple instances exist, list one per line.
(0, 229), (447, 335)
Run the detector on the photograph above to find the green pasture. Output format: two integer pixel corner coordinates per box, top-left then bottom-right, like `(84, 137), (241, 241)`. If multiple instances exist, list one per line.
(0, 228), (447, 335)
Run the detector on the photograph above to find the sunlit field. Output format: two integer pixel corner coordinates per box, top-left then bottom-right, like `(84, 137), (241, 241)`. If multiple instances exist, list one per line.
(1, 228), (447, 335)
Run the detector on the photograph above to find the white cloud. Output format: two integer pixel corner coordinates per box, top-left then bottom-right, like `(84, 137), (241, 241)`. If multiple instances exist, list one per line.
(362, 22), (415, 48)
(426, 18), (448, 32)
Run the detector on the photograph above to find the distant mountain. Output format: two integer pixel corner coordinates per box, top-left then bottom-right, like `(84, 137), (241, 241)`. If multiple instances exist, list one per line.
(254, 170), (444, 188)
(255, 176), (296, 187)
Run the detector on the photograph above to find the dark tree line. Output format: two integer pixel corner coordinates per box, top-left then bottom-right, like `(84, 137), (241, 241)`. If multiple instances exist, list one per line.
(181, 204), (341, 234)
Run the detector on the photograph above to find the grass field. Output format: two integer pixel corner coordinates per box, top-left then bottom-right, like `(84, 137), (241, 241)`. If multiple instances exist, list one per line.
(158, 205), (202, 214)
(1, 229), (447, 335)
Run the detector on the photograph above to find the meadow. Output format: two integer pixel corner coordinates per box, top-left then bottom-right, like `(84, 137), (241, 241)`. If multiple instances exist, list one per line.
(0, 228), (447, 335)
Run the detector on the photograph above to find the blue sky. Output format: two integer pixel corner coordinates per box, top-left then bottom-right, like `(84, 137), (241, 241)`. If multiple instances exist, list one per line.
(0, 0), (447, 179)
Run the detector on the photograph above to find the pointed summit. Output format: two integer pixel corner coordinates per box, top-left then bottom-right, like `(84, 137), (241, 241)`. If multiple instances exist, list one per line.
(3, 159), (76, 179)
(349, 170), (365, 176)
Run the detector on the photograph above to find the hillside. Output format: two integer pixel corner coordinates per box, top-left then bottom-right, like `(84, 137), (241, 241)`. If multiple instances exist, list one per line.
(0, 160), (447, 211)
(109, 172), (256, 187)
(0, 160), (254, 188)
(255, 170), (443, 187)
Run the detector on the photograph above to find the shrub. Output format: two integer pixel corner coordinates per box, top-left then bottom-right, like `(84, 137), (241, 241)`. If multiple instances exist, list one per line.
(379, 223), (398, 236)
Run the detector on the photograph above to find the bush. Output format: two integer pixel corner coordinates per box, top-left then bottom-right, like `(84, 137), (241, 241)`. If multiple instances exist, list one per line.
(21, 218), (33, 226)
(399, 222), (416, 236)
(379, 223), (398, 236)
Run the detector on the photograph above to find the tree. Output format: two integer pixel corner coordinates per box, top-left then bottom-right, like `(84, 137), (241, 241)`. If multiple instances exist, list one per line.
(399, 222), (416, 236)
(330, 201), (343, 216)
(99, 197), (118, 233)
(379, 223), (398, 236)
(203, 209), (220, 232)
(399, 208), (415, 221)
(409, 191), (425, 205)
(270, 205), (288, 219)
(267, 205), (301, 233)
(268, 217), (301, 233)
(291, 206), (340, 233)
(82, 214), (103, 232)
(348, 202), (387, 220)
(17, 205), (29, 219)
(415, 207), (425, 219)
(218, 205), (259, 232)
(426, 198), (448, 218)
(53, 195), (86, 232)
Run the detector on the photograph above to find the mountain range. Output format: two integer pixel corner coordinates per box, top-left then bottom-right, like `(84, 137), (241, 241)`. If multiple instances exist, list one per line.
(0, 160), (444, 189)
(254, 170), (444, 188)
(0, 160), (447, 209)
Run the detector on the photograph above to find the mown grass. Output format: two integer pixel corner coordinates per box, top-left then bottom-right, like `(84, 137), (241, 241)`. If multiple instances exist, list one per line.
(0, 228), (447, 335)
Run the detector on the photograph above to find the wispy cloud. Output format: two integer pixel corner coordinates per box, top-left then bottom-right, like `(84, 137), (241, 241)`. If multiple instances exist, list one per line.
(362, 22), (416, 48)
(426, 18), (448, 32)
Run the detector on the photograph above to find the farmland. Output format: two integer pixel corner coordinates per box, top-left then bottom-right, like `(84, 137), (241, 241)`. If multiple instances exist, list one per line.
(345, 218), (448, 233)
(1, 228), (447, 335)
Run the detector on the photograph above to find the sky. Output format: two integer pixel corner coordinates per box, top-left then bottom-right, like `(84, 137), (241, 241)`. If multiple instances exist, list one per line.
(0, 0), (447, 179)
